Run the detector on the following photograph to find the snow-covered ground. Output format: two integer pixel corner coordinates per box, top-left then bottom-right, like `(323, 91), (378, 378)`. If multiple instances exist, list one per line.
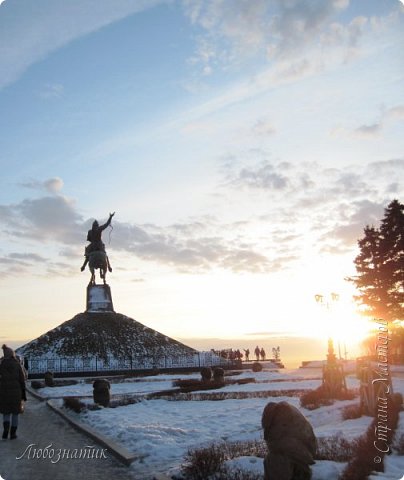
(44, 367), (404, 479)
(41, 377), (179, 398)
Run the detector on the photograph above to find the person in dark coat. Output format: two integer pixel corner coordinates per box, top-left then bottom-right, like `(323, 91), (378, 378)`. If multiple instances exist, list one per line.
(0, 344), (27, 440)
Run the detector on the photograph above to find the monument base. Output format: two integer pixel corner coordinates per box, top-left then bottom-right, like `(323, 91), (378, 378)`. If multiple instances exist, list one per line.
(87, 284), (114, 312)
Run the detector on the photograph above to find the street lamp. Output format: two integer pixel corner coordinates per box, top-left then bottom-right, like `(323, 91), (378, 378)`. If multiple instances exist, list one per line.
(314, 292), (340, 364)
(314, 292), (346, 397)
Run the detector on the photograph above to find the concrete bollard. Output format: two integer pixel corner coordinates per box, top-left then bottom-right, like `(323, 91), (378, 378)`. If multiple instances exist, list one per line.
(200, 367), (212, 382)
(93, 379), (111, 407)
(44, 371), (54, 387)
(213, 367), (225, 384)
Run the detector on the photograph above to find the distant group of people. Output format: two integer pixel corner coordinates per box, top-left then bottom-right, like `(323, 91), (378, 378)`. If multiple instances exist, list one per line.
(211, 348), (244, 361)
(0, 344), (27, 440)
(255, 346), (266, 361)
(211, 346), (269, 362)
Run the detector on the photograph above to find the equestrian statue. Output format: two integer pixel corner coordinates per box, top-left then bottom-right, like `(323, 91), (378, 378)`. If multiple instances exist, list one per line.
(81, 212), (114, 285)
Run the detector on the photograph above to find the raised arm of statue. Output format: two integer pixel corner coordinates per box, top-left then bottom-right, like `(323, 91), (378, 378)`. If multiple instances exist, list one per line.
(99, 212), (115, 232)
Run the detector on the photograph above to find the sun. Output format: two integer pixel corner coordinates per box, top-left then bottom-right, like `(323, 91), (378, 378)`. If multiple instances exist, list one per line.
(330, 311), (372, 346)
(301, 292), (373, 354)
(315, 300), (373, 353)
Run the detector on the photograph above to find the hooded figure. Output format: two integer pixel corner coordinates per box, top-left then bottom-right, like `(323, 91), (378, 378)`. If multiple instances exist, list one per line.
(86, 213), (114, 254)
(0, 344), (27, 440)
(81, 212), (114, 273)
(261, 401), (317, 480)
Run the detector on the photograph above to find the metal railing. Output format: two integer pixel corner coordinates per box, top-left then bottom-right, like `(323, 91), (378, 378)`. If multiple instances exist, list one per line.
(26, 351), (237, 375)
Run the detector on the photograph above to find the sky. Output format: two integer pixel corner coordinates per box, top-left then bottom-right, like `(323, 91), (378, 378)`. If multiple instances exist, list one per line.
(0, 0), (403, 367)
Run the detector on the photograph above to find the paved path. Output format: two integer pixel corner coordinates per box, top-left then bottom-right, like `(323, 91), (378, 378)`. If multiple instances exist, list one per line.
(0, 393), (142, 480)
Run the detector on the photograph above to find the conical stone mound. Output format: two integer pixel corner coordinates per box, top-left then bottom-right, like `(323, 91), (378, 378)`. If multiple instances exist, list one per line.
(17, 311), (195, 362)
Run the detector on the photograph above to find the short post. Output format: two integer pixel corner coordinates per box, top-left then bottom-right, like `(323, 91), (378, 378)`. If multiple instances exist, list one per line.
(93, 379), (110, 407)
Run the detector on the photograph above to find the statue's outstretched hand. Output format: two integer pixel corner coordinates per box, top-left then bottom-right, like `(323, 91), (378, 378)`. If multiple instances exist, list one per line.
(80, 266), (85, 272)
(109, 212), (115, 218)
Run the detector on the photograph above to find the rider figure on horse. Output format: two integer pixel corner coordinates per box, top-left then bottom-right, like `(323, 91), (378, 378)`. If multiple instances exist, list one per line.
(81, 212), (114, 273)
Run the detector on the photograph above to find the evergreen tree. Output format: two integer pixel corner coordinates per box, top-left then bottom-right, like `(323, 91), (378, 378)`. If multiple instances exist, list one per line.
(350, 199), (404, 322)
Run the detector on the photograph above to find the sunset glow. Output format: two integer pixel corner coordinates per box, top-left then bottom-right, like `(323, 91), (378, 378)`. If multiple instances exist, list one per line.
(1, 1), (403, 366)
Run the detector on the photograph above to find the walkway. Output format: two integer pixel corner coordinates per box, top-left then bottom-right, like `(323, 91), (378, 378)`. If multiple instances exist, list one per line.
(0, 392), (140, 480)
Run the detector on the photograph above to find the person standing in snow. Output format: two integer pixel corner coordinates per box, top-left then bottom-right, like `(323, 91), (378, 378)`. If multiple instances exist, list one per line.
(0, 344), (27, 440)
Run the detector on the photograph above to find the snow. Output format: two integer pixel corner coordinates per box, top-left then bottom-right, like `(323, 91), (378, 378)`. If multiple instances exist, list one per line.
(49, 367), (404, 479)
(41, 378), (177, 398)
(224, 456), (264, 475)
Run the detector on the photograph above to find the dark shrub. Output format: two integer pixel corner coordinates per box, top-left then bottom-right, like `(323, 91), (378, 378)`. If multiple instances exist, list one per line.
(300, 386), (356, 410)
(182, 443), (225, 479)
(393, 392), (403, 409)
(54, 379), (78, 387)
(63, 397), (86, 413)
(181, 440), (266, 479)
(342, 404), (362, 420)
(316, 434), (357, 461)
(31, 380), (44, 389)
(214, 467), (263, 480)
(340, 397), (400, 480)
(300, 386), (332, 410)
(393, 433), (404, 454)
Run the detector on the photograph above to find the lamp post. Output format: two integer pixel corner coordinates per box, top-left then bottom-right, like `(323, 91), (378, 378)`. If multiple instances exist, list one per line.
(314, 292), (339, 364)
(314, 292), (346, 397)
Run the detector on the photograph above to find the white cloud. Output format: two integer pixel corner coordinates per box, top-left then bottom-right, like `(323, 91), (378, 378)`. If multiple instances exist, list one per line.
(183, 0), (352, 74)
(20, 177), (64, 194)
(353, 123), (382, 138)
(385, 104), (404, 120)
(0, 0), (165, 90)
(44, 177), (64, 193)
(333, 103), (404, 140)
(39, 83), (65, 99)
(0, 194), (82, 245)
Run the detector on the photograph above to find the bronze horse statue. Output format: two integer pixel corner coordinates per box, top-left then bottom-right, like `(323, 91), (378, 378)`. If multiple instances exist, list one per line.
(81, 250), (109, 285)
(81, 212), (115, 285)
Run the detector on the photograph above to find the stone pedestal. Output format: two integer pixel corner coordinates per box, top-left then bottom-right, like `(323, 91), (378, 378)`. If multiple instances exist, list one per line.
(87, 284), (114, 312)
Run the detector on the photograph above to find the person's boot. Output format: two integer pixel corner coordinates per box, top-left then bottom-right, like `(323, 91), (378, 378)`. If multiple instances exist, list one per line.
(10, 426), (17, 440)
(2, 422), (10, 440)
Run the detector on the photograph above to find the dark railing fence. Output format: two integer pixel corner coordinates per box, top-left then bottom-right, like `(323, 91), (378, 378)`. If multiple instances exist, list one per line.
(26, 351), (237, 375)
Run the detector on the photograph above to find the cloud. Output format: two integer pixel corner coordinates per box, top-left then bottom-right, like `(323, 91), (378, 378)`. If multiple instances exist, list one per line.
(367, 158), (404, 178)
(183, 0), (357, 75)
(0, 251), (49, 277)
(0, 0), (165, 90)
(228, 161), (290, 191)
(0, 192), (274, 274)
(38, 83), (65, 99)
(320, 199), (386, 251)
(8, 252), (47, 263)
(111, 221), (273, 274)
(353, 123), (382, 138)
(20, 177), (64, 194)
(334, 104), (404, 140)
(386, 104), (404, 120)
(0, 194), (82, 244)
(252, 118), (276, 137)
